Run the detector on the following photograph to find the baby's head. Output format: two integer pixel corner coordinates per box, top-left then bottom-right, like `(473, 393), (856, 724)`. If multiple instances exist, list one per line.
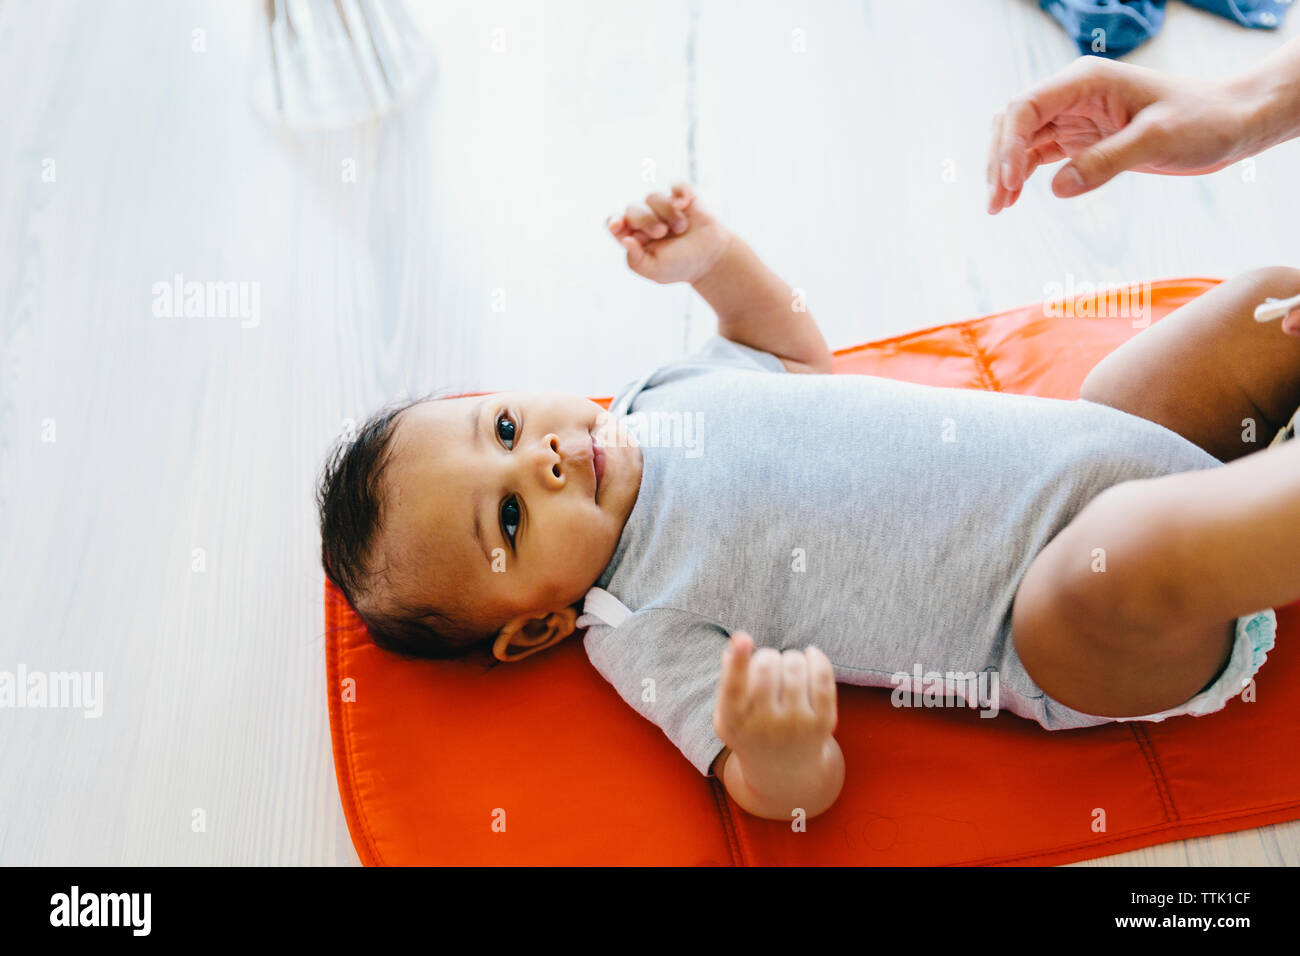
(317, 391), (643, 663)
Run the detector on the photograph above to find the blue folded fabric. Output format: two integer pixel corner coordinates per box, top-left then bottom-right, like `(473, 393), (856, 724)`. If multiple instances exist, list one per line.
(1185, 0), (1291, 27)
(1038, 1), (1166, 58)
(1039, 0), (1290, 59)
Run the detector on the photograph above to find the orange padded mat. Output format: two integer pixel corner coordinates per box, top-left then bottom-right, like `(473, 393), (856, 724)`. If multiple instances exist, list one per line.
(325, 277), (1300, 865)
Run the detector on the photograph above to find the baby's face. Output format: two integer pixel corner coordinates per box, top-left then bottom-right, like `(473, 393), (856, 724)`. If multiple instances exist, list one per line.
(379, 391), (643, 637)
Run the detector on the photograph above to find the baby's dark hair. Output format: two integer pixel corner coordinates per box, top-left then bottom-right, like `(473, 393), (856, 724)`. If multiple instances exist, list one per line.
(317, 392), (493, 662)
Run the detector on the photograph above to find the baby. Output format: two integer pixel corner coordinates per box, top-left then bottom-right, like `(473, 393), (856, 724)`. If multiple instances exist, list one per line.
(318, 182), (1300, 821)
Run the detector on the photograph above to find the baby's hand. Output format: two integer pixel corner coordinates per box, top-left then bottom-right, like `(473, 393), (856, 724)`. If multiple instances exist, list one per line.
(713, 632), (838, 769)
(606, 181), (731, 285)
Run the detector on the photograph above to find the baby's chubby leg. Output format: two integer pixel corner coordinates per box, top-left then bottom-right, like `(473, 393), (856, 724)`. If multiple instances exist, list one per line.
(1011, 438), (1300, 718)
(1081, 266), (1300, 462)
(1135, 435), (1300, 624)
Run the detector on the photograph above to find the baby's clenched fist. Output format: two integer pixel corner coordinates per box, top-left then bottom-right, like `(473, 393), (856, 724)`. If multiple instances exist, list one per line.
(713, 631), (838, 768)
(606, 181), (731, 284)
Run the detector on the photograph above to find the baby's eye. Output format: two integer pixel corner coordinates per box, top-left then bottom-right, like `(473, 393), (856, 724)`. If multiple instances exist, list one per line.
(496, 412), (516, 450)
(500, 496), (521, 546)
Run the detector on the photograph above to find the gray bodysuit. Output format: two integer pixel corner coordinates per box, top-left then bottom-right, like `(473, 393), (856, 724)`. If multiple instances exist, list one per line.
(578, 335), (1245, 776)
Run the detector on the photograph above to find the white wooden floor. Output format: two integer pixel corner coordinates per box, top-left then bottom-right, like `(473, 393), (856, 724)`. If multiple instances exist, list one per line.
(2, 0), (1298, 865)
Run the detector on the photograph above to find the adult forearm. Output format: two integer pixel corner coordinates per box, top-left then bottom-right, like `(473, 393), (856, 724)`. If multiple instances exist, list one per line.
(723, 736), (845, 821)
(691, 235), (832, 372)
(1226, 35), (1300, 156)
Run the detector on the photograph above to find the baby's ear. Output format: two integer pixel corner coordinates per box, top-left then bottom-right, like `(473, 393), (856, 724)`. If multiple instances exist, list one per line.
(549, 605), (580, 638)
(491, 606), (581, 662)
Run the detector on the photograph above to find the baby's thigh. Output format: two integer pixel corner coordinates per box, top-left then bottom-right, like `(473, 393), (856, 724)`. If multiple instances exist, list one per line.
(1009, 482), (1229, 718)
(1080, 266), (1300, 462)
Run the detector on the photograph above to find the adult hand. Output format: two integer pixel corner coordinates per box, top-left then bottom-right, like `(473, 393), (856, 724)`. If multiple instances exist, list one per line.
(987, 56), (1255, 214)
(1285, 307), (1300, 337)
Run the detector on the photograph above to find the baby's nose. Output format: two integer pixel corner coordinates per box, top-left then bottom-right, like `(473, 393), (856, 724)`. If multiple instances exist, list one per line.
(543, 434), (562, 479)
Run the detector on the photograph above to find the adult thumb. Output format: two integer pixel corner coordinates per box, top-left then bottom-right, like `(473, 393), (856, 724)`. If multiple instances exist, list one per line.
(1053, 121), (1155, 198)
(1283, 309), (1300, 337)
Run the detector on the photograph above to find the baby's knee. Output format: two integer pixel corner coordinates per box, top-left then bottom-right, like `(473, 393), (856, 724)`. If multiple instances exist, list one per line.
(1022, 482), (1183, 653)
(1231, 265), (1300, 302)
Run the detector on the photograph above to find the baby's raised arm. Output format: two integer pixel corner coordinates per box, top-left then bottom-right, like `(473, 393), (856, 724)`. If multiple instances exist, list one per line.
(607, 183), (833, 374)
(711, 631), (845, 820)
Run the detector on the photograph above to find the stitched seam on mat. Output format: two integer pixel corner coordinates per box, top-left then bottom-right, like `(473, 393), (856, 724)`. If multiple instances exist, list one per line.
(1131, 723), (1179, 823)
(709, 775), (746, 866)
(957, 322), (1003, 393)
(327, 588), (386, 867)
(342, 650), (386, 866)
(947, 799), (1300, 866)
(334, 619), (384, 866)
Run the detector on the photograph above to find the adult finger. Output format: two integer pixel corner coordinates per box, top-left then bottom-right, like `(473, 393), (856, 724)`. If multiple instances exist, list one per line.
(997, 58), (1106, 192)
(1052, 117), (1155, 197)
(1002, 143), (1065, 211)
(987, 110), (1007, 213)
(1029, 122), (1062, 150)
(1027, 142), (1066, 170)
(1283, 308), (1300, 336)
